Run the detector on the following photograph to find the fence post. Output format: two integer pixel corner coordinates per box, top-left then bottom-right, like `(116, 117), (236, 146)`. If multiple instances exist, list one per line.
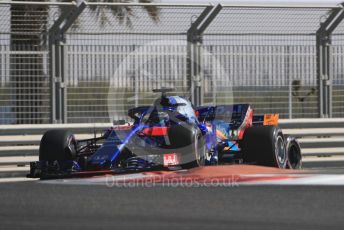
(316, 6), (344, 118)
(48, 1), (86, 123)
(284, 46), (293, 118)
(316, 30), (330, 118)
(187, 4), (222, 106)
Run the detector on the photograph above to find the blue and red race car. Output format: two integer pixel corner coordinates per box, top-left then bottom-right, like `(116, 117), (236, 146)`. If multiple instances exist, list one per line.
(28, 88), (302, 179)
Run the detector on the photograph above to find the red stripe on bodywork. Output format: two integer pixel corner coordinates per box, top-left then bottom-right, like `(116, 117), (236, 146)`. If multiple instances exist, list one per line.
(143, 127), (169, 136)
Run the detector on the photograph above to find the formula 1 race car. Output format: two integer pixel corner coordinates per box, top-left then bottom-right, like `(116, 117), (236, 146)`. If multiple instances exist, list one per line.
(28, 88), (302, 179)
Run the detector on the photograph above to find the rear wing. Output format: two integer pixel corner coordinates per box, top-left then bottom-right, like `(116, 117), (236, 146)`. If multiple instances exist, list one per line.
(253, 114), (279, 126)
(195, 104), (250, 122)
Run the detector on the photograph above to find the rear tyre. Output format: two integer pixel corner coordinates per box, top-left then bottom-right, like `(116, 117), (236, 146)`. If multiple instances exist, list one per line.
(241, 126), (287, 168)
(39, 130), (77, 161)
(285, 136), (302, 169)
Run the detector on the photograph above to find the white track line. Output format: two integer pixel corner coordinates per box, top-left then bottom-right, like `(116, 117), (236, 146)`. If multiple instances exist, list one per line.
(243, 174), (344, 186)
(41, 173), (150, 186)
(0, 177), (38, 183)
(7, 175), (344, 186)
(39, 173), (344, 186)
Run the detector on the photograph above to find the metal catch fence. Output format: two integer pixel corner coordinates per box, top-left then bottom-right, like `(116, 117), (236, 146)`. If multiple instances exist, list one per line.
(1, 1), (344, 124)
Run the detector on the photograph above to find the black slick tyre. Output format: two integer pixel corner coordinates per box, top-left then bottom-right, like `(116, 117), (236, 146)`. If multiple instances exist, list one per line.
(285, 136), (302, 169)
(168, 125), (206, 168)
(39, 130), (77, 161)
(241, 126), (287, 168)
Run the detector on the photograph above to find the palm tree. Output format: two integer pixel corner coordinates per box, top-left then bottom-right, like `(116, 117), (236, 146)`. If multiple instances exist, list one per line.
(10, 0), (158, 124)
(87, 0), (159, 27)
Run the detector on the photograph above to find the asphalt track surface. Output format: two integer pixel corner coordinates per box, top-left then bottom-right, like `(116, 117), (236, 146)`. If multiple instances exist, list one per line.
(1, 162), (344, 230)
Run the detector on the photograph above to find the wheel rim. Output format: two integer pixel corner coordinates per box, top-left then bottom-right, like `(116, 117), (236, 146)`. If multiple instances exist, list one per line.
(195, 134), (206, 166)
(275, 135), (286, 166)
(288, 144), (302, 169)
(67, 135), (77, 158)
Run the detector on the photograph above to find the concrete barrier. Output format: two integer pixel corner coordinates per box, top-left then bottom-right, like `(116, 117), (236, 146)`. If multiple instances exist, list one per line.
(0, 119), (343, 165)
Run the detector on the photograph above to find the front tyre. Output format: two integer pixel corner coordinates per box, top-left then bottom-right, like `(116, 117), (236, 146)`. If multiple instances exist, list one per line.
(39, 130), (77, 161)
(194, 130), (207, 166)
(168, 125), (207, 168)
(241, 126), (287, 168)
